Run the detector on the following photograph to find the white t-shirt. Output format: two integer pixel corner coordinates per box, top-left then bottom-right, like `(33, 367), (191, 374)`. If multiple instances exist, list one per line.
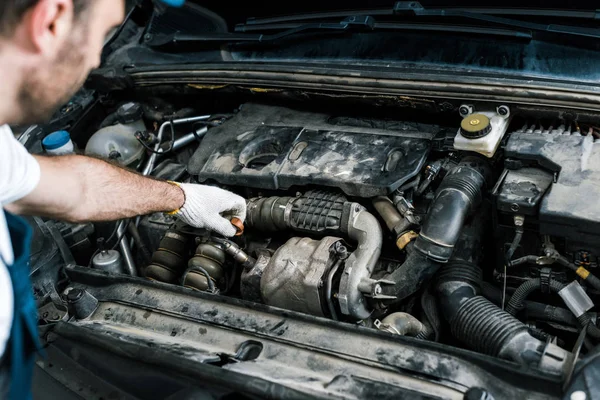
(0, 125), (41, 358)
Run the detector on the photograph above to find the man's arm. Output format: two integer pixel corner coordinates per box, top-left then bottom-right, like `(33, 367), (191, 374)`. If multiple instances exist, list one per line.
(6, 154), (185, 222)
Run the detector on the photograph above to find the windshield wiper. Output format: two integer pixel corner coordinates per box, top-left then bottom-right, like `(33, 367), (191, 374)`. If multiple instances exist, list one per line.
(147, 1), (600, 49)
(392, 2), (600, 40)
(148, 15), (377, 48)
(241, 2), (600, 26)
(234, 2), (600, 41)
(148, 14), (531, 49)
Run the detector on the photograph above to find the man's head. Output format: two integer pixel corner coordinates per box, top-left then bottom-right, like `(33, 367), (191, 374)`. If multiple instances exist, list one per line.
(0, 0), (126, 125)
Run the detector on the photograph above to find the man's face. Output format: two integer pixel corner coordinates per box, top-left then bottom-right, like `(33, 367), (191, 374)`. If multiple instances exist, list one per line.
(17, 0), (125, 125)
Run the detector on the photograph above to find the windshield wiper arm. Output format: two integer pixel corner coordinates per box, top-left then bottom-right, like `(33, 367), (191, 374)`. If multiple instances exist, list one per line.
(148, 13), (532, 49)
(394, 2), (600, 40)
(147, 16), (376, 48)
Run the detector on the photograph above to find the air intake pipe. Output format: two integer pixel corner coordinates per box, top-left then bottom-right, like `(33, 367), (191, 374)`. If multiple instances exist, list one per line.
(378, 157), (489, 303)
(414, 156), (488, 262)
(246, 191), (383, 320)
(435, 262), (571, 376)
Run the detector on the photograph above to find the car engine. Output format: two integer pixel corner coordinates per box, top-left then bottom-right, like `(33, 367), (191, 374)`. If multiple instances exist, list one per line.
(34, 96), (600, 383)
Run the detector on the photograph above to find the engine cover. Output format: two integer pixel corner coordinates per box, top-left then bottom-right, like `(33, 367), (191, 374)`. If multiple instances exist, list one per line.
(188, 103), (434, 197)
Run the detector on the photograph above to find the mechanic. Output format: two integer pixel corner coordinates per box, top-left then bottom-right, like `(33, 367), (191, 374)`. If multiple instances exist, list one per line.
(0, 0), (244, 398)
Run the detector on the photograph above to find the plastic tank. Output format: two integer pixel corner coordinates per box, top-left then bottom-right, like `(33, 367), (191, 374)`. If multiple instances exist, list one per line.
(85, 102), (145, 168)
(42, 130), (75, 155)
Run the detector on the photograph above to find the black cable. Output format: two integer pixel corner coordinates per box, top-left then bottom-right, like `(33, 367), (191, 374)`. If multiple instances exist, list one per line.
(136, 119), (177, 155)
(136, 137), (168, 154)
(181, 266), (217, 293)
(105, 220), (121, 244)
(505, 226), (524, 267)
(506, 278), (566, 315)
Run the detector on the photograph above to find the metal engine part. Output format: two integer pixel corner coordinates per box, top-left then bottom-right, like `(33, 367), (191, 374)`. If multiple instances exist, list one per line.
(246, 190), (384, 320)
(91, 249), (124, 275)
(260, 236), (344, 317)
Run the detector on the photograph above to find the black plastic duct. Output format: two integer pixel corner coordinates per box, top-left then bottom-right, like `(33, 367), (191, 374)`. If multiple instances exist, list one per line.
(380, 157), (488, 303)
(435, 262), (571, 375)
(414, 157), (488, 262)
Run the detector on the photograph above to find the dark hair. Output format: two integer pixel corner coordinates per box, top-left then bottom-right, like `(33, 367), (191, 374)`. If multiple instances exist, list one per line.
(0, 0), (89, 36)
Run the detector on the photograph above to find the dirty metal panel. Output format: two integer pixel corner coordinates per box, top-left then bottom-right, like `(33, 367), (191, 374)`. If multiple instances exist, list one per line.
(61, 266), (561, 400)
(188, 103), (432, 197)
(506, 132), (600, 244)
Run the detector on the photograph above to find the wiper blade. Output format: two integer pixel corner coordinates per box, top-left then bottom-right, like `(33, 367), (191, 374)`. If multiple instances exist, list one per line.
(241, 5), (600, 26)
(235, 21), (532, 39)
(148, 16), (376, 48)
(148, 14), (532, 49)
(442, 7), (600, 21)
(394, 2), (600, 40)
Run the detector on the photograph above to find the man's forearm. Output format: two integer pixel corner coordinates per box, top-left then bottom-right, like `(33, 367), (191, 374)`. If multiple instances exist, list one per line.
(6, 154), (185, 223)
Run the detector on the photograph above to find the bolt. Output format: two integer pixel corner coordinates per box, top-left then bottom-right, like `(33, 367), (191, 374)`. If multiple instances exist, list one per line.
(374, 285), (382, 295)
(459, 105), (471, 116)
(571, 391), (587, 400)
(513, 215), (525, 227)
(67, 288), (84, 302)
(42, 312), (49, 318)
(497, 105), (510, 116)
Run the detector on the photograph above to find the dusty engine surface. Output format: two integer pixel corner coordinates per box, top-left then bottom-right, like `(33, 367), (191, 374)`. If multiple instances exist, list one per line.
(39, 98), (600, 385)
(188, 103), (434, 197)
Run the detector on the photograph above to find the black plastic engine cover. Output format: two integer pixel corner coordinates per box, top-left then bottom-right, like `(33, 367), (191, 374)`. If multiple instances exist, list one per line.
(188, 103), (433, 197)
(505, 131), (600, 244)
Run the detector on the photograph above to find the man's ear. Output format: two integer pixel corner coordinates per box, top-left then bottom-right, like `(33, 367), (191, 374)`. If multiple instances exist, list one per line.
(22, 0), (74, 56)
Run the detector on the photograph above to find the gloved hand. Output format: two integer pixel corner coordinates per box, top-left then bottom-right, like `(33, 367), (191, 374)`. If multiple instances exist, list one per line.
(169, 183), (246, 237)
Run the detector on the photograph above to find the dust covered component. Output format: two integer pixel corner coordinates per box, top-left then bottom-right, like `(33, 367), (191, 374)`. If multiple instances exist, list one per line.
(505, 129), (600, 243)
(188, 103), (433, 197)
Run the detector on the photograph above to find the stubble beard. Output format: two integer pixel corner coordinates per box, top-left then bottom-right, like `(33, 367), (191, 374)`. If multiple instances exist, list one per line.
(16, 33), (89, 125)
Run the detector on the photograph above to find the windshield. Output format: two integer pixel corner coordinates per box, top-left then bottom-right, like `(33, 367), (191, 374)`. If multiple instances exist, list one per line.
(107, 1), (600, 88)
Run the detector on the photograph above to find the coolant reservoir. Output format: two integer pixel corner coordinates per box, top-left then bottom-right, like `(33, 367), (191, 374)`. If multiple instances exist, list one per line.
(453, 105), (511, 158)
(85, 102), (145, 168)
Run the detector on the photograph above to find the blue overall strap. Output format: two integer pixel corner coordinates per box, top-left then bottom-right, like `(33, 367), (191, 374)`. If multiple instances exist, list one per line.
(3, 211), (42, 400)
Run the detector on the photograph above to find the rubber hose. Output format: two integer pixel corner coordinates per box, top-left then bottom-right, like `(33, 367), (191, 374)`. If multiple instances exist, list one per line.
(510, 255), (600, 293)
(557, 256), (600, 292)
(127, 222), (152, 264)
(436, 262), (571, 373)
(452, 296), (530, 356)
(421, 288), (441, 342)
(416, 320), (434, 340)
(377, 312), (427, 337)
(413, 157), (488, 262)
(481, 282), (577, 326)
(577, 314), (600, 340)
(505, 228), (523, 265)
(506, 278), (566, 316)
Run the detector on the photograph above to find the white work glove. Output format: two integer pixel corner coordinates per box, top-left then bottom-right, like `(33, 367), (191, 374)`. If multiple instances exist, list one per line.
(170, 183), (246, 237)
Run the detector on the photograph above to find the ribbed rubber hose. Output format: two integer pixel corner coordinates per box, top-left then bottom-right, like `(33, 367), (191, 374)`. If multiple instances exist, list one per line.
(506, 278), (566, 316)
(416, 320), (434, 340)
(451, 296), (529, 357)
(577, 314), (600, 340)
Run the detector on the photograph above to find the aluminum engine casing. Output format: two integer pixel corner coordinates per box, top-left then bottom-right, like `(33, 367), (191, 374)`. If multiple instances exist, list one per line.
(260, 236), (343, 317)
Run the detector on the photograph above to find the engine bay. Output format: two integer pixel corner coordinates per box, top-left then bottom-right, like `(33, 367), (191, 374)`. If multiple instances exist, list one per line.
(34, 92), (600, 385)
